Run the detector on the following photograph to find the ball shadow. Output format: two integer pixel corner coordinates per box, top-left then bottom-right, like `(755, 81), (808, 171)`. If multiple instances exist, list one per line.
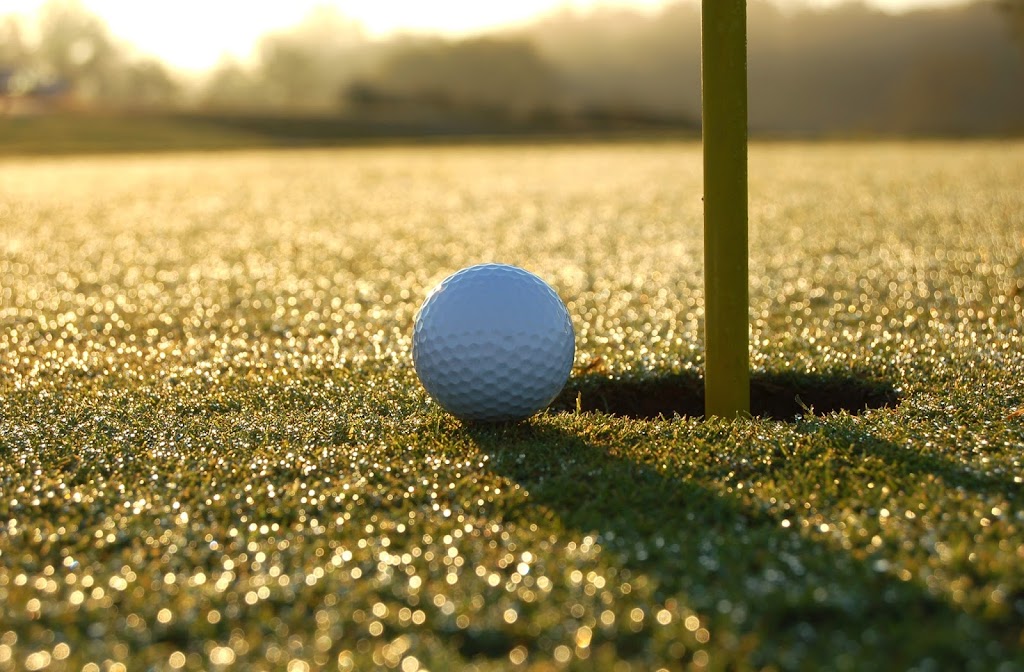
(550, 369), (900, 420)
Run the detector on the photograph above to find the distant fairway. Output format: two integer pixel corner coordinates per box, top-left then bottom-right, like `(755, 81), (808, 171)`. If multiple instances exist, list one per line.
(1, 142), (1022, 670)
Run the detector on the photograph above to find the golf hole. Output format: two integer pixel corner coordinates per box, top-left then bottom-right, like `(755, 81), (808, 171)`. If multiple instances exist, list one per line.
(551, 371), (900, 421)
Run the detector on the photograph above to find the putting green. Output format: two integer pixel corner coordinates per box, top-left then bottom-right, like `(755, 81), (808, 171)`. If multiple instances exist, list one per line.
(1, 142), (1022, 669)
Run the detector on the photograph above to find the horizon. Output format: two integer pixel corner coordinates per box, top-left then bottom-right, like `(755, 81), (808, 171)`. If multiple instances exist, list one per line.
(3, 0), (974, 73)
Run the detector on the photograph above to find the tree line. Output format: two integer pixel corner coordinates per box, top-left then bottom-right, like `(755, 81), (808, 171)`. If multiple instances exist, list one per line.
(1, 0), (1022, 135)
(0, 2), (177, 107)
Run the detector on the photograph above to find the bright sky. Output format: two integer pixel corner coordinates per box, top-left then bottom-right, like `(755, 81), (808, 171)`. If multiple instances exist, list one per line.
(3, 0), (970, 72)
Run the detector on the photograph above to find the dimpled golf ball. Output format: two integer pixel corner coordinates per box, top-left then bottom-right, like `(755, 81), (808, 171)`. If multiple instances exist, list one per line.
(413, 263), (575, 422)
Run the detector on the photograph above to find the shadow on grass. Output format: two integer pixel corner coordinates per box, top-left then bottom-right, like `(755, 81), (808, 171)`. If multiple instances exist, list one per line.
(550, 369), (900, 420)
(460, 421), (1020, 667)
(796, 414), (1024, 504)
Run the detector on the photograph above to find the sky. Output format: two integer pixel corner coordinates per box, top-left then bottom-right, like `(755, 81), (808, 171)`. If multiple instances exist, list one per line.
(3, 0), (972, 72)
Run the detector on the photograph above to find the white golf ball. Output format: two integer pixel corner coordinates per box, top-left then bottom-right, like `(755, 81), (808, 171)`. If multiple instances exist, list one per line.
(412, 263), (575, 422)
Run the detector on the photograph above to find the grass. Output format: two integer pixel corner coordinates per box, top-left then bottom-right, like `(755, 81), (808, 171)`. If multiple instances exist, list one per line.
(0, 113), (267, 155)
(0, 112), (696, 157)
(1, 141), (1023, 671)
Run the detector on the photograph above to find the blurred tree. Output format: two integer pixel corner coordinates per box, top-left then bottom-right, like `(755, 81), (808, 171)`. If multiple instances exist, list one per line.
(371, 37), (560, 114)
(524, 0), (1023, 135)
(343, 80), (386, 108)
(259, 39), (320, 106)
(35, 0), (121, 99)
(27, 0), (180, 106)
(521, 3), (701, 117)
(255, 5), (370, 109)
(200, 59), (265, 109)
(0, 15), (30, 68)
(120, 58), (179, 107)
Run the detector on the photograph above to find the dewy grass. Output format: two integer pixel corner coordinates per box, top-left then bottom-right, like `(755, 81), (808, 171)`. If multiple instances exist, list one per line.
(1, 142), (1023, 670)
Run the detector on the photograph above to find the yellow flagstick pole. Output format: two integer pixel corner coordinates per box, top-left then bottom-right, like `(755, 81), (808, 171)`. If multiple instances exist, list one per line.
(702, 0), (750, 418)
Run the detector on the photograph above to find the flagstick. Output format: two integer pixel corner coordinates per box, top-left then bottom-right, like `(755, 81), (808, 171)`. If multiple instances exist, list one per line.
(702, 0), (750, 418)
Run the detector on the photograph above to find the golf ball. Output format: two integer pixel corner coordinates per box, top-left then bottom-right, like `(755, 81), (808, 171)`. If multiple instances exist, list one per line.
(413, 263), (575, 422)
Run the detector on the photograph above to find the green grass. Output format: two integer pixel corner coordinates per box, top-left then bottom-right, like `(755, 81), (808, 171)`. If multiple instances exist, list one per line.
(0, 113), (268, 155)
(0, 112), (696, 157)
(1, 141), (1023, 671)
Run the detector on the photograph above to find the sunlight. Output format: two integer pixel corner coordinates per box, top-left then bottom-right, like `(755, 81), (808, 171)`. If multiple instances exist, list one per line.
(3, 0), (665, 71)
(3, 0), (965, 72)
